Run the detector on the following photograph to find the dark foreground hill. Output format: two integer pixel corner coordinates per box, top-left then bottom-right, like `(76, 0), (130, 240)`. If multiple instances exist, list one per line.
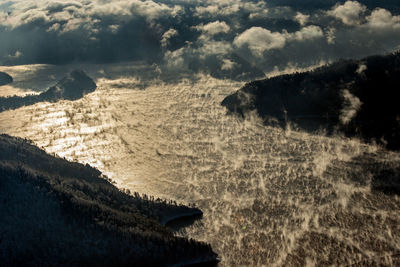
(0, 70), (96, 112)
(0, 134), (218, 266)
(222, 51), (400, 150)
(0, 71), (13, 86)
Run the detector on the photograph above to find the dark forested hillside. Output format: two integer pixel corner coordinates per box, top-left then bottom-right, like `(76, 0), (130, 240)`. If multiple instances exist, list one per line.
(0, 71), (13, 86)
(0, 70), (96, 112)
(0, 134), (217, 266)
(222, 51), (400, 150)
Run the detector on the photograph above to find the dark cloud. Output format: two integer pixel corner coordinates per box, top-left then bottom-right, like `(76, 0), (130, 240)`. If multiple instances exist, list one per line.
(0, 0), (400, 80)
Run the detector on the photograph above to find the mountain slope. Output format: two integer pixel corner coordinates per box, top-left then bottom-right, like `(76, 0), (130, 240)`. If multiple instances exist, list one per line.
(0, 70), (96, 112)
(222, 51), (400, 150)
(0, 71), (13, 86)
(0, 134), (217, 266)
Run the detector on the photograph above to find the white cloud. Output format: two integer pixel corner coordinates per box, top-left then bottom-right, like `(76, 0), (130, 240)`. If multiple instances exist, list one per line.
(0, 11), (7, 23)
(47, 23), (61, 32)
(194, 0), (268, 18)
(194, 5), (219, 17)
(89, 0), (174, 22)
(294, 12), (310, 26)
(326, 27), (336, 44)
(108, 24), (120, 34)
(234, 25), (324, 57)
(1, 0), (177, 29)
(195, 21), (230, 36)
(161, 28), (178, 48)
(234, 27), (286, 56)
(366, 8), (400, 29)
(221, 58), (237, 71)
(290, 25), (323, 41)
(356, 63), (367, 74)
(328, 1), (366, 26)
(49, 10), (74, 22)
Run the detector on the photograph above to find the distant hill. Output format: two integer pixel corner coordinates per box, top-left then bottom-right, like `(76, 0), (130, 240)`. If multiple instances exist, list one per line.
(0, 71), (13, 86)
(0, 134), (218, 266)
(0, 70), (96, 112)
(222, 51), (400, 150)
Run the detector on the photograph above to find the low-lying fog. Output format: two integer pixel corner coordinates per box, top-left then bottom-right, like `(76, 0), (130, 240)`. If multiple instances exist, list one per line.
(1, 63), (399, 266)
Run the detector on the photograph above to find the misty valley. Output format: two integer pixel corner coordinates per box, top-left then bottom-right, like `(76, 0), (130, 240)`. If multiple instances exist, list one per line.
(0, 51), (399, 266)
(1, 0), (400, 266)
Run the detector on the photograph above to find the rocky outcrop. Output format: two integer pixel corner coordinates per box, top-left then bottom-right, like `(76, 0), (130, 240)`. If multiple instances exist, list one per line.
(0, 70), (96, 111)
(0, 71), (13, 86)
(222, 51), (400, 150)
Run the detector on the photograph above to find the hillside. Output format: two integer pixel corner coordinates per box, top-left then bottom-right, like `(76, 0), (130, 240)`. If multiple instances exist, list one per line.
(0, 70), (96, 112)
(0, 134), (218, 266)
(0, 71), (13, 86)
(222, 51), (400, 150)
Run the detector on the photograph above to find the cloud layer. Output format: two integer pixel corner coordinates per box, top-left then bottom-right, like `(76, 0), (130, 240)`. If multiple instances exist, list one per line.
(0, 0), (400, 80)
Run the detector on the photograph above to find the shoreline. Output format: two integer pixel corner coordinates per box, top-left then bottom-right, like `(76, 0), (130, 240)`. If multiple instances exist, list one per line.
(161, 209), (203, 226)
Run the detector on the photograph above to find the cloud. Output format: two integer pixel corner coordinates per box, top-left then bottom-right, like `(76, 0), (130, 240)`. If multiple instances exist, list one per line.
(294, 12), (310, 26)
(108, 24), (120, 34)
(366, 8), (400, 29)
(0, 0), (179, 64)
(198, 40), (232, 57)
(8, 50), (23, 59)
(88, 0), (177, 22)
(161, 28), (178, 48)
(193, 0), (268, 18)
(194, 5), (219, 18)
(328, 1), (366, 26)
(234, 27), (286, 56)
(163, 48), (186, 70)
(290, 25), (323, 41)
(326, 27), (336, 44)
(1, 0), (176, 30)
(194, 21), (230, 36)
(233, 25), (323, 57)
(0, 0), (399, 81)
(221, 58), (237, 71)
(356, 63), (367, 74)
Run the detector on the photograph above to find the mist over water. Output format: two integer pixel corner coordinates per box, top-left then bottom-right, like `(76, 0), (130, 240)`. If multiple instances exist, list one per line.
(1, 63), (400, 266)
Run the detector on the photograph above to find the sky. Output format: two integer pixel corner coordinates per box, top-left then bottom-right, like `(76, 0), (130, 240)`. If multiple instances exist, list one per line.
(0, 0), (400, 80)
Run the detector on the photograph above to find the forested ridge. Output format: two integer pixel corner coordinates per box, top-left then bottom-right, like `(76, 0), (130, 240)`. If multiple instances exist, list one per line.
(0, 70), (96, 112)
(0, 134), (217, 266)
(222, 51), (400, 150)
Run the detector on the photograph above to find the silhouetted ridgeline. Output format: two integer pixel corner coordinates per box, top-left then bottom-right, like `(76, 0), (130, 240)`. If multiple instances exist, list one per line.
(0, 71), (13, 86)
(222, 51), (400, 150)
(0, 70), (96, 112)
(0, 134), (218, 266)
